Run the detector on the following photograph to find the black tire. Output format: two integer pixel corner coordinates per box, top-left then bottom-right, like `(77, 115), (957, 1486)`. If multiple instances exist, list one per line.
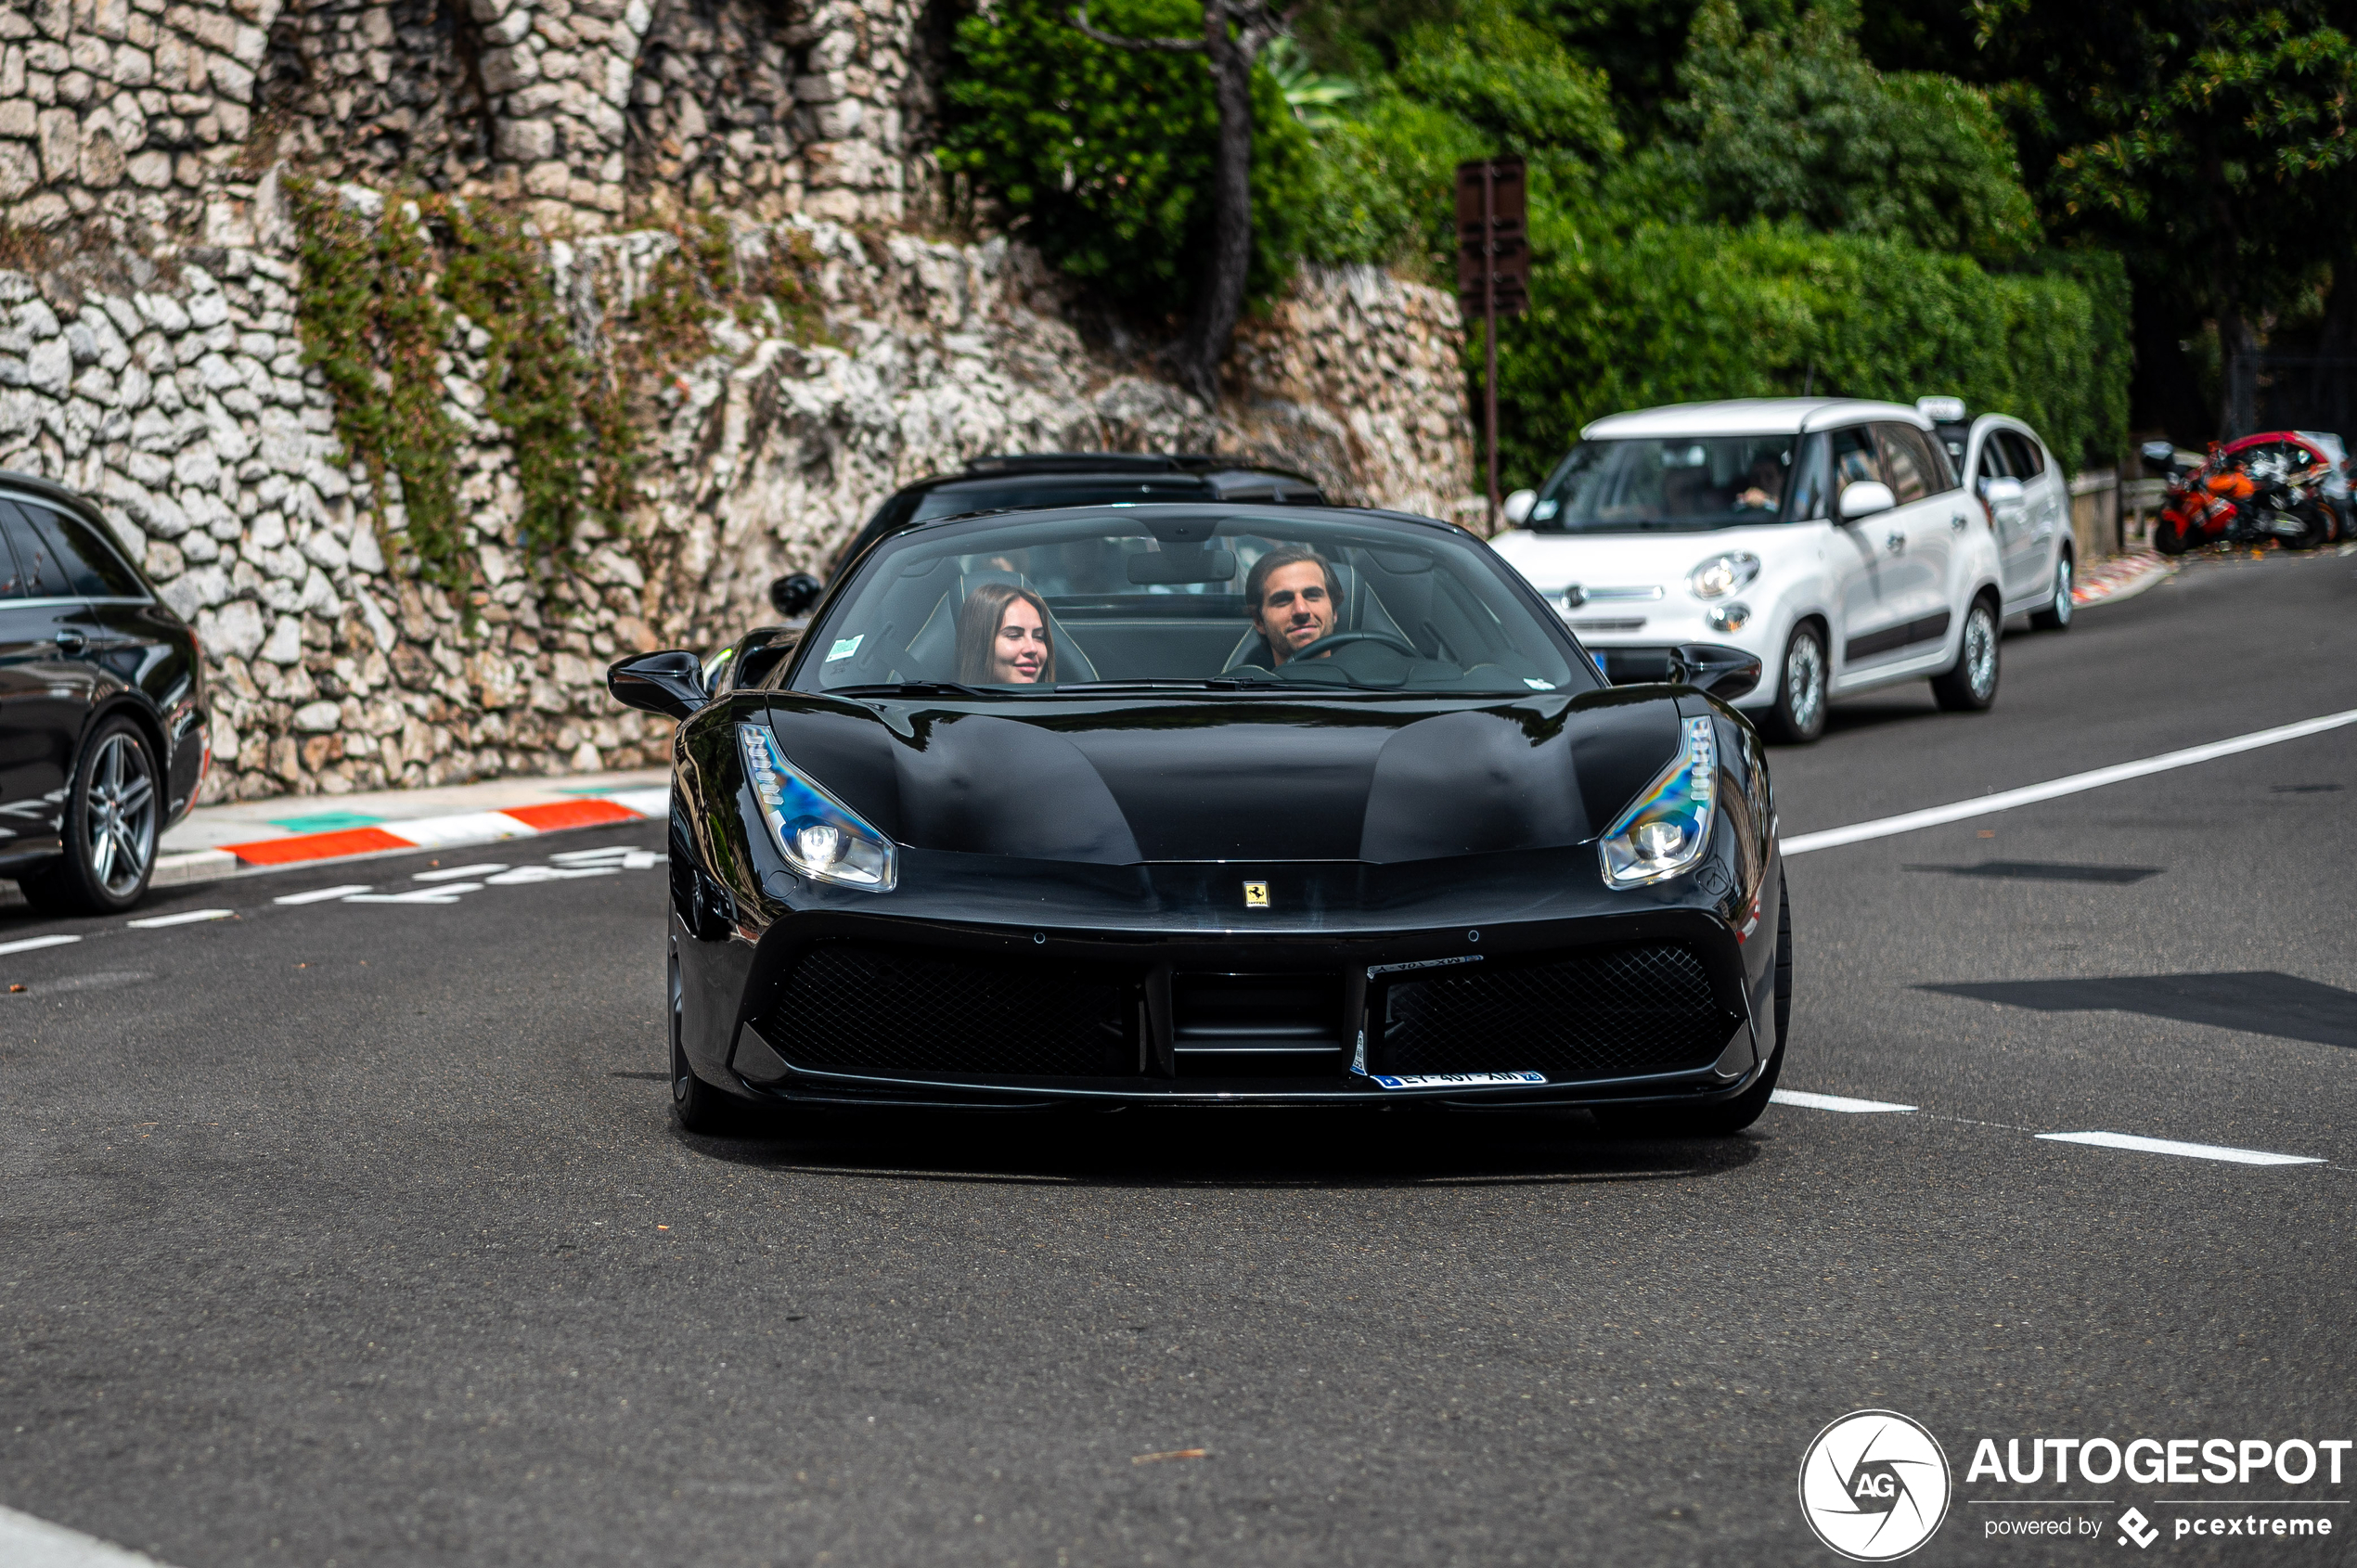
(2027, 550), (2074, 632)
(669, 946), (747, 1135)
(21, 716), (161, 917)
(1930, 596), (2001, 713)
(1596, 884), (1790, 1137)
(2151, 514), (2193, 555)
(1757, 622), (1828, 744)
(2277, 502), (2333, 551)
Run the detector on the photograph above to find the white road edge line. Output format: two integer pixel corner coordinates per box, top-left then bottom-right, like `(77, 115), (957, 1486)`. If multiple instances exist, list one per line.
(1771, 1089), (1918, 1113)
(1784, 706), (2357, 855)
(414, 863), (508, 881)
(273, 883), (372, 905)
(0, 1503), (181, 1567)
(0, 933), (83, 957)
(124, 908), (235, 930)
(2038, 1131), (2323, 1167)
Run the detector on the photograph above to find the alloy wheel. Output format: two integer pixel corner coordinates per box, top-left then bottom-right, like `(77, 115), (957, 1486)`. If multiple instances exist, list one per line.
(1785, 633), (1824, 732)
(1964, 606), (1998, 700)
(2051, 558), (2073, 626)
(85, 731), (158, 899)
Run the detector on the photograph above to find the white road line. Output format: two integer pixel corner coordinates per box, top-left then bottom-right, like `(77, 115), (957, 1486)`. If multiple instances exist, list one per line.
(273, 883), (372, 905)
(485, 865), (619, 883)
(414, 863), (507, 881)
(1771, 1089), (1918, 1113)
(0, 1503), (179, 1566)
(343, 884), (483, 905)
(0, 933), (83, 957)
(2038, 1131), (2323, 1166)
(124, 908), (234, 930)
(1784, 706), (2357, 855)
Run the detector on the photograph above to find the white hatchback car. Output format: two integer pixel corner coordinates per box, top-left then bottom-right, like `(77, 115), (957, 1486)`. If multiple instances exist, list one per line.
(1923, 400), (2079, 630)
(1490, 398), (2006, 742)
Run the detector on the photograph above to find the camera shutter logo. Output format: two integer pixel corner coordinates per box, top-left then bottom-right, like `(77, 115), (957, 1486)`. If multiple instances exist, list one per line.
(1797, 1409), (1952, 1561)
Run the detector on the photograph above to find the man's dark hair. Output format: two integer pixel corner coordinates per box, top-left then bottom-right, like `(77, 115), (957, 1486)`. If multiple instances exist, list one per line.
(1244, 546), (1341, 620)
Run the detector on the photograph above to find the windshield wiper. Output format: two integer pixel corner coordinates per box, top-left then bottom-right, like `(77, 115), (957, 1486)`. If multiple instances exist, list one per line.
(1058, 677), (1272, 691)
(831, 681), (997, 699)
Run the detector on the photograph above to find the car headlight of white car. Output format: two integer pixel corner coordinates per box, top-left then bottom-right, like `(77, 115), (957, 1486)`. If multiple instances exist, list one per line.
(1600, 717), (1717, 888)
(1687, 551), (1760, 599)
(739, 723), (897, 891)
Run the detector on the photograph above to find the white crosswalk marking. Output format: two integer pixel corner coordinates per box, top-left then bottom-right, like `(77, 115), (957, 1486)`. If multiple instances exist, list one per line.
(274, 884), (372, 905)
(0, 933), (82, 957)
(125, 908), (233, 929)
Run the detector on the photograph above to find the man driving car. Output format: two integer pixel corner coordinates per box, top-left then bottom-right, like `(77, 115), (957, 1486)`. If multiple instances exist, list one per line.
(1246, 546), (1340, 666)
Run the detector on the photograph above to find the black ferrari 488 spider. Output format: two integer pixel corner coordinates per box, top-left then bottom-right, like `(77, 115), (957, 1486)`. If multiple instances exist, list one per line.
(610, 502), (1788, 1135)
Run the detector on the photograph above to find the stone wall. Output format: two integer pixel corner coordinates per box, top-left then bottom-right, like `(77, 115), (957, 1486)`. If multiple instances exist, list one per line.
(1, 0), (1479, 804)
(0, 211), (1475, 802)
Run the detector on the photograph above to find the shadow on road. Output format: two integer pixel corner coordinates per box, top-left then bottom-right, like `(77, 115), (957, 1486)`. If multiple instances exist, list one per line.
(1922, 970), (2357, 1050)
(683, 1105), (1766, 1189)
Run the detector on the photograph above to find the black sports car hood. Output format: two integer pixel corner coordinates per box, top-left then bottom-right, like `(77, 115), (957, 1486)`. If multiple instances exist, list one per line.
(762, 691), (1681, 865)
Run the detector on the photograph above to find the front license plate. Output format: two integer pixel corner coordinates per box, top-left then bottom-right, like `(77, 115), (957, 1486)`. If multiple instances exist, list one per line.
(1370, 1072), (1547, 1090)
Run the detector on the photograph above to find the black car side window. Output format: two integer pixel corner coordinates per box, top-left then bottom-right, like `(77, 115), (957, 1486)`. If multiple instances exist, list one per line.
(2003, 431), (2047, 478)
(23, 502), (144, 598)
(0, 500), (73, 598)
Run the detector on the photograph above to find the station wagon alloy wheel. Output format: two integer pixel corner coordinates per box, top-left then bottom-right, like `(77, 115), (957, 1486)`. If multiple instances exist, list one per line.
(25, 717), (161, 916)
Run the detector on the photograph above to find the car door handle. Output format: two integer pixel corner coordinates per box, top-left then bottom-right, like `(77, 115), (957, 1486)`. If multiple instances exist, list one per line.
(1951, 514), (1967, 532)
(1885, 531), (1905, 555)
(53, 629), (87, 653)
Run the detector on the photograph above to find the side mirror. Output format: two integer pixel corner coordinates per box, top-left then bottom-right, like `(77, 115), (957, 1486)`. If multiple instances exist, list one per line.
(768, 572), (824, 618)
(1668, 644), (1762, 701)
(1838, 481), (1895, 521)
(608, 649), (709, 720)
(1501, 488), (1538, 527)
(1982, 475), (2025, 506)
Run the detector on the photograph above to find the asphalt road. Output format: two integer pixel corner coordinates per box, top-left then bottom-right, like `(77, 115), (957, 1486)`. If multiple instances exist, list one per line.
(4, 549), (2353, 1568)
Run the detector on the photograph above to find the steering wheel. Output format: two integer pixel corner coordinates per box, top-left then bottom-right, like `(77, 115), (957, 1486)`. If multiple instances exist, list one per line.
(1282, 629), (1422, 664)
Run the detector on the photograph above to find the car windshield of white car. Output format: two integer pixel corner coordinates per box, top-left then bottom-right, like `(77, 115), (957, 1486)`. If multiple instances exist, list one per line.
(791, 511), (1599, 698)
(1527, 436), (1797, 532)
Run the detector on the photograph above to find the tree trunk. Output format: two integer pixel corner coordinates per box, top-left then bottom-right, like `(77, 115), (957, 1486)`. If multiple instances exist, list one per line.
(2218, 309), (2258, 440)
(1167, 17), (1255, 408)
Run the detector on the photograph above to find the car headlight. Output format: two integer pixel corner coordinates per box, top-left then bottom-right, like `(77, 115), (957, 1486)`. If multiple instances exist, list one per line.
(738, 723), (896, 891)
(1687, 551), (1760, 599)
(1600, 716), (1717, 888)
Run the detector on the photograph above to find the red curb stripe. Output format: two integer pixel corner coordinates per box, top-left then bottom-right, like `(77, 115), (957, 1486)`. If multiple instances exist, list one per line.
(224, 827), (417, 865)
(500, 799), (643, 831)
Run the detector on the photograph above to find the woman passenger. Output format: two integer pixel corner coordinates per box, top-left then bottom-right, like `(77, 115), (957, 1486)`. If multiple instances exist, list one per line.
(955, 581), (1058, 685)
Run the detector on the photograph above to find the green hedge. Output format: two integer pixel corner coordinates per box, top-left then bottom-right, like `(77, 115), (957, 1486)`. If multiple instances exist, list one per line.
(1488, 223), (2132, 486)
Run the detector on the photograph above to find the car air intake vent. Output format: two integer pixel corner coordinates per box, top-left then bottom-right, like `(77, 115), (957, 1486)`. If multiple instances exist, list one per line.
(1378, 944), (1733, 1079)
(763, 943), (1132, 1077)
(1171, 972), (1344, 1077)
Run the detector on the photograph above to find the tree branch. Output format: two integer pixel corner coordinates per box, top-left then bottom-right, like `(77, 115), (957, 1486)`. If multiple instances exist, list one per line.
(1069, 0), (1205, 53)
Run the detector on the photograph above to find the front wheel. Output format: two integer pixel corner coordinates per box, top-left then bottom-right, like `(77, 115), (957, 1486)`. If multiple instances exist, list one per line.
(1757, 623), (1827, 744)
(2028, 551), (2073, 631)
(22, 717), (161, 917)
(1930, 598), (2000, 712)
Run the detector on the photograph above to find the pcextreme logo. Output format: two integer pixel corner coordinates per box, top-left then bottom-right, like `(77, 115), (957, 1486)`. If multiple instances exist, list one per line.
(1799, 1409), (1954, 1562)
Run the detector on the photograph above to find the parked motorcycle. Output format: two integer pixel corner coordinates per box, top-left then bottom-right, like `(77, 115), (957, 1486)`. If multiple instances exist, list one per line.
(2146, 435), (2338, 554)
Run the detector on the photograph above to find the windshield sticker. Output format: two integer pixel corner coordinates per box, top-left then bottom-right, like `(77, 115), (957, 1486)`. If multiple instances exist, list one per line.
(1372, 1072), (1546, 1090)
(1524, 678), (1556, 689)
(825, 635), (863, 662)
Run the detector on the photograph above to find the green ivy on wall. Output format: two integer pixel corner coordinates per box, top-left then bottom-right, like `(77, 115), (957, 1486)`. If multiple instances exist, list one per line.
(282, 181), (831, 606)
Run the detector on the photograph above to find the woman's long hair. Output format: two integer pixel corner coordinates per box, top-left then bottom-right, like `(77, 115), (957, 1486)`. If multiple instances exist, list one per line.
(954, 581), (1058, 684)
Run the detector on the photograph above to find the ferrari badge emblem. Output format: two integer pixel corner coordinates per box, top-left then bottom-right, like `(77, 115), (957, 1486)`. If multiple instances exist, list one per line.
(1243, 880), (1269, 908)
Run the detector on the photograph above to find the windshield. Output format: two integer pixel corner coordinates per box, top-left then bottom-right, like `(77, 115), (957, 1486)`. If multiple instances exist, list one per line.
(789, 509), (1598, 697)
(1528, 435), (1801, 533)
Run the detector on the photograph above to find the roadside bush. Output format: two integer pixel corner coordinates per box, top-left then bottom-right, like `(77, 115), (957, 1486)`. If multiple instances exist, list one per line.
(1490, 224), (2132, 484)
(939, 0), (1317, 311)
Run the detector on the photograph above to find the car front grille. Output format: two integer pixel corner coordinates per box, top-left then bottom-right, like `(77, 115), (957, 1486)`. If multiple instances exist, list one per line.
(761, 942), (1133, 1077)
(1377, 943), (1733, 1079)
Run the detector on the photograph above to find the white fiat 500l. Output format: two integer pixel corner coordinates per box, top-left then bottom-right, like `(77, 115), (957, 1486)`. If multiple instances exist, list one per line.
(1490, 399), (2006, 742)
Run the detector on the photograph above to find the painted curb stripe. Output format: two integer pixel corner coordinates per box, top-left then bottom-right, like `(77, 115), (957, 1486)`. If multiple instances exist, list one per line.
(223, 826), (414, 864)
(213, 790), (671, 868)
(1784, 707), (2357, 855)
(502, 798), (641, 831)
(2038, 1131), (2322, 1166)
